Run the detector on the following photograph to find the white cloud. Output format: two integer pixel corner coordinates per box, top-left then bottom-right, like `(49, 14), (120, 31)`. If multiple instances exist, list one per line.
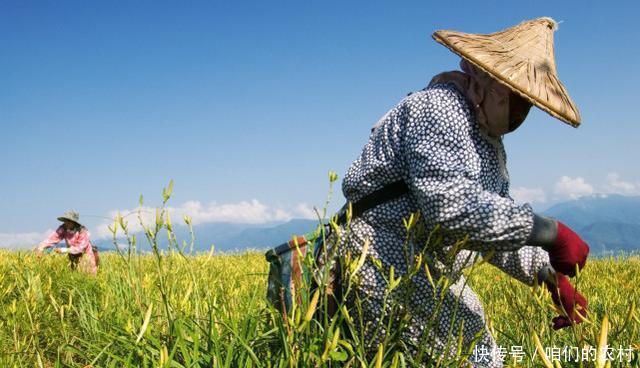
(178, 199), (274, 224)
(0, 229), (55, 250)
(602, 173), (640, 195)
(94, 199), (317, 238)
(554, 176), (595, 199)
(551, 173), (640, 201)
(292, 202), (318, 219)
(511, 187), (547, 204)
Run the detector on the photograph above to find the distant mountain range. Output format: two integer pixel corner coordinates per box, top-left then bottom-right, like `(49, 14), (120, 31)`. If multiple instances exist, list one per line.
(542, 194), (640, 255)
(96, 195), (640, 256)
(94, 218), (320, 254)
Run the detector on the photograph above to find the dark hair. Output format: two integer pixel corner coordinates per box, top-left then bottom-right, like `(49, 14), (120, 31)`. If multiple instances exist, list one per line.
(62, 221), (84, 233)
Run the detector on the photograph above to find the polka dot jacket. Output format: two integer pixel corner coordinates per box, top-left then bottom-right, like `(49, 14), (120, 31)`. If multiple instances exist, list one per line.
(340, 83), (552, 367)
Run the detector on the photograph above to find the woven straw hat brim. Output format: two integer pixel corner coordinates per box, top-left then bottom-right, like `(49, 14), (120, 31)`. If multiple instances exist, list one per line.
(57, 216), (81, 225)
(432, 18), (581, 127)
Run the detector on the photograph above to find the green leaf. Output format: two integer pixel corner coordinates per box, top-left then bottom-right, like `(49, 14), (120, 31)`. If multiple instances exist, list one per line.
(330, 349), (348, 361)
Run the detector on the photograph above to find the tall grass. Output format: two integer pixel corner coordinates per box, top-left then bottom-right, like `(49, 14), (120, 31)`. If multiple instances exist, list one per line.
(0, 179), (638, 367)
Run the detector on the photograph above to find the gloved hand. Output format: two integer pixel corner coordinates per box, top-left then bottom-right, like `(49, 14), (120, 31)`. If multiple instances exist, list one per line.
(547, 222), (589, 277)
(545, 272), (588, 330)
(528, 215), (589, 277)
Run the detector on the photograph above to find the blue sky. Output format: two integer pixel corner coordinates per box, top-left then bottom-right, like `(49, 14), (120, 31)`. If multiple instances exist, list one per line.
(1, 1), (639, 246)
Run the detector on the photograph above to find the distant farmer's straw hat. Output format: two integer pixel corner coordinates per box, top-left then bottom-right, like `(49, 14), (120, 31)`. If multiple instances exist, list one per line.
(432, 17), (581, 126)
(57, 210), (82, 226)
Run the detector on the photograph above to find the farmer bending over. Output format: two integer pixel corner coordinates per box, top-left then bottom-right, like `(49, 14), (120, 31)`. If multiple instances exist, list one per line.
(340, 18), (589, 367)
(35, 211), (99, 276)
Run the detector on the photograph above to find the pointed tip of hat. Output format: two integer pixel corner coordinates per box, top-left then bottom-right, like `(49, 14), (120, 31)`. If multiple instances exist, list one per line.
(538, 17), (559, 31)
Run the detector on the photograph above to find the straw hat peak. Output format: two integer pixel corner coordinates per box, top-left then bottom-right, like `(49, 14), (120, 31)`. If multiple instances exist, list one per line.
(432, 17), (581, 127)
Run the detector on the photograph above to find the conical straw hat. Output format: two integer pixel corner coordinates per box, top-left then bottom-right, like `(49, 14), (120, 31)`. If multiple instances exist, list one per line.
(432, 17), (581, 127)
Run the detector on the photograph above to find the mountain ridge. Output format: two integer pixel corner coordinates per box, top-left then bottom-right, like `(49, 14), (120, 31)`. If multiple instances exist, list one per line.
(94, 195), (640, 256)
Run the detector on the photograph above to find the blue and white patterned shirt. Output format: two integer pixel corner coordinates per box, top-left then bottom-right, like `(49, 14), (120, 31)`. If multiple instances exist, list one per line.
(341, 83), (552, 368)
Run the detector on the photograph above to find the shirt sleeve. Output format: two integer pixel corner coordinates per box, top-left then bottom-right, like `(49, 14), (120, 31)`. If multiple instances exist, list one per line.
(400, 88), (535, 252)
(37, 227), (64, 251)
(482, 247), (555, 286)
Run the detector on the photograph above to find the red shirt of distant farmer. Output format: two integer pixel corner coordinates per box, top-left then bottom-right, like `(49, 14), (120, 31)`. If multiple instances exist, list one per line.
(36, 211), (99, 276)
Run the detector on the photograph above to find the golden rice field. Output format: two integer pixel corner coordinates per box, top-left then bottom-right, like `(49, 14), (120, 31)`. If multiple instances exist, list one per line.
(0, 249), (638, 367)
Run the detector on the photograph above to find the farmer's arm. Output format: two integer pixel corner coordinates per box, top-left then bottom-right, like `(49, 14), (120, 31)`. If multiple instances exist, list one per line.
(37, 227), (63, 252)
(401, 90), (534, 252)
(481, 246), (555, 286)
(479, 191), (557, 286)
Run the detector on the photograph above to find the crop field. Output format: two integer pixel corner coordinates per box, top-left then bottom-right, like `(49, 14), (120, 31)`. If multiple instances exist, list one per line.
(0, 248), (638, 367)
(1, 184), (639, 367)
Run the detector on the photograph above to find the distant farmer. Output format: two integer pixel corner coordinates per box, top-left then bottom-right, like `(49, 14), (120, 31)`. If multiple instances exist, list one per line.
(340, 18), (589, 367)
(35, 211), (99, 276)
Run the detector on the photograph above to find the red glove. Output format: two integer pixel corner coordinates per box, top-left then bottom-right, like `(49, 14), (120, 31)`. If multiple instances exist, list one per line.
(547, 222), (589, 277)
(545, 272), (588, 330)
